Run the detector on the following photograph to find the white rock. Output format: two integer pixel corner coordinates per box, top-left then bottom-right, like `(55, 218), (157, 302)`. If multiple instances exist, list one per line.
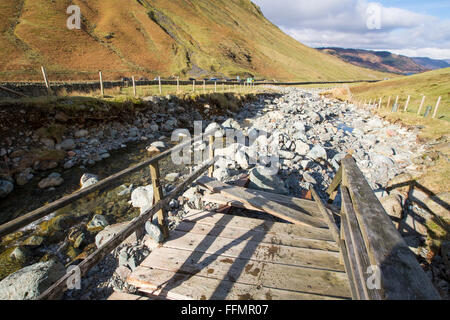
(131, 185), (154, 213)
(307, 145), (327, 161)
(295, 140), (310, 155)
(80, 173), (99, 189)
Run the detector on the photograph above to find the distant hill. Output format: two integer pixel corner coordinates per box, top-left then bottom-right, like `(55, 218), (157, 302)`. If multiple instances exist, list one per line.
(0, 0), (390, 81)
(318, 48), (429, 75)
(411, 57), (450, 70)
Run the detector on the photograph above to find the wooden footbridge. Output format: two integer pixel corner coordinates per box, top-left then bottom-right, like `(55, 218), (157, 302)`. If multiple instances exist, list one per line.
(0, 130), (440, 300)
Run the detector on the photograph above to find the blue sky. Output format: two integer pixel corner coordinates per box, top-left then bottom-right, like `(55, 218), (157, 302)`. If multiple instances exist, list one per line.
(378, 0), (450, 19)
(252, 0), (450, 59)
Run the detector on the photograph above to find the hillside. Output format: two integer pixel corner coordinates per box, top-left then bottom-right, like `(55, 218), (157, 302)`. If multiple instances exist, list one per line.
(318, 47), (429, 75)
(0, 0), (390, 81)
(350, 68), (450, 122)
(412, 57), (450, 70)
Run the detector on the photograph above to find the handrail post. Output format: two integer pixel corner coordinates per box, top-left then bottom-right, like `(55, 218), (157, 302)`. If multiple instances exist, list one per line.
(149, 159), (169, 241)
(208, 135), (215, 177)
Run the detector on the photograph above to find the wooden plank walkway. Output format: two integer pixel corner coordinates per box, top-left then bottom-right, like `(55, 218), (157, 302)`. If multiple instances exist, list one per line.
(126, 210), (351, 300)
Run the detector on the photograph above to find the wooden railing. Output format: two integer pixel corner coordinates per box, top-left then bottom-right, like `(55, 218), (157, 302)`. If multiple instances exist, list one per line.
(327, 156), (441, 300)
(0, 129), (219, 300)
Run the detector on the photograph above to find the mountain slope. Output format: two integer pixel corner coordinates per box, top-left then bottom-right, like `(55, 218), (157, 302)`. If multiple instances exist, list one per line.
(318, 47), (428, 75)
(411, 57), (450, 70)
(0, 0), (390, 81)
(350, 68), (450, 122)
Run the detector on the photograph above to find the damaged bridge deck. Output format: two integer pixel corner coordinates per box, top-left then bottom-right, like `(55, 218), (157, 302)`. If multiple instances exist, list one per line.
(125, 209), (351, 300)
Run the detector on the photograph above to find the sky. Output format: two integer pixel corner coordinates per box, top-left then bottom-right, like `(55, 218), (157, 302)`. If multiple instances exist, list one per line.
(252, 0), (450, 59)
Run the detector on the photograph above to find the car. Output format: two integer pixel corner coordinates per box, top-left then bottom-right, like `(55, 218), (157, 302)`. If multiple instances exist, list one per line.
(209, 78), (218, 81)
(188, 77), (196, 81)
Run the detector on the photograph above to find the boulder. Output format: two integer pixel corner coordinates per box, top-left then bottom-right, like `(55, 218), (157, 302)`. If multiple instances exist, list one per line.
(38, 173), (64, 189)
(213, 167), (230, 182)
(150, 141), (166, 149)
(145, 220), (163, 243)
(0, 260), (66, 300)
(221, 118), (241, 130)
(248, 167), (288, 195)
(80, 173), (99, 189)
(74, 129), (89, 138)
(303, 172), (317, 184)
(380, 194), (403, 227)
(0, 180), (14, 198)
(165, 172), (180, 182)
(59, 139), (76, 151)
(95, 222), (137, 248)
(235, 148), (250, 169)
(295, 140), (310, 156)
(307, 145), (327, 161)
(87, 214), (109, 231)
(131, 185), (154, 213)
(16, 168), (34, 186)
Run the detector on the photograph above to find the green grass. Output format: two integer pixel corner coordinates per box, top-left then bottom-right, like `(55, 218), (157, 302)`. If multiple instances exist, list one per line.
(350, 68), (450, 122)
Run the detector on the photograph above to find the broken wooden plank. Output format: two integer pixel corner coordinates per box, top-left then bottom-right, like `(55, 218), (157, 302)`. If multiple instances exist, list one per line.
(128, 268), (346, 300)
(341, 157), (440, 300)
(327, 165), (342, 196)
(216, 174), (249, 214)
(158, 230), (344, 271)
(107, 291), (151, 300)
(183, 210), (334, 241)
(176, 220), (339, 252)
(310, 186), (340, 246)
(341, 186), (382, 300)
(138, 246), (351, 298)
(196, 176), (327, 228)
(198, 176), (323, 217)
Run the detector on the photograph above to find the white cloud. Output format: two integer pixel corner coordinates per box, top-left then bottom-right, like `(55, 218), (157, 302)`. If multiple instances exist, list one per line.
(252, 0), (450, 59)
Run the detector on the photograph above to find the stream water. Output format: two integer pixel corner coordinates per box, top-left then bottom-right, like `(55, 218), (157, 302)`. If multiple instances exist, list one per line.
(0, 136), (193, 280)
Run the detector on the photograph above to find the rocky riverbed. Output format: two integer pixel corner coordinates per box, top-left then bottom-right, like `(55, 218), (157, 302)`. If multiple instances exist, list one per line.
(0, 88), (448, 300)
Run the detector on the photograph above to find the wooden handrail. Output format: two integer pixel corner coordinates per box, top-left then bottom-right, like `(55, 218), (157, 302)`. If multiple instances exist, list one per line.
(37, 157), (216, 300)
(332, 157), (440, 300)
(0, 128), (219, 238)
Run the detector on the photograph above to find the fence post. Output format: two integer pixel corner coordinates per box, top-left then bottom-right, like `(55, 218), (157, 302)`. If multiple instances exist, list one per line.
(386, 96), (391, 110)
(149, 160), (169, 241)
(192, 79), (195, 92)
(208, 135), (215, 177)
(222, 82), (224, 92)
(432, 96), (441, 119)
(214, 81), (217, 92)
(158, 76), (162, 95)
(404, 95), (410, 112)
(41, 66), (51, 95)
(378, 97), (382, 109)
(203, 80), (206, 93)
(99, 71), (104, 96)
(394, 96), (399, 111)
(417, 96), (426, 115)
(177, 77), (180, 93)
(132, 76), (136, 97)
